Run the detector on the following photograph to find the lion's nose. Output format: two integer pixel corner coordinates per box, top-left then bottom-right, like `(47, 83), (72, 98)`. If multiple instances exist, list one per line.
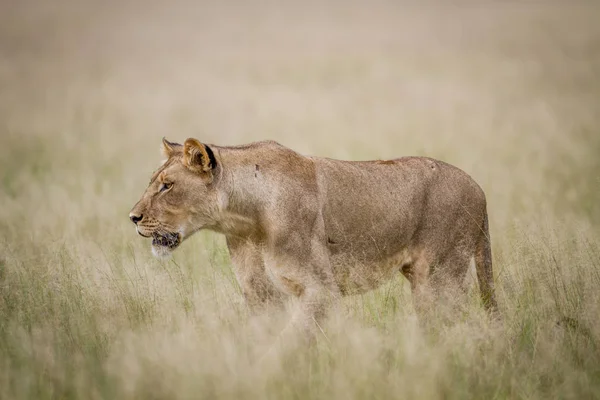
(129, 213), (143, 224)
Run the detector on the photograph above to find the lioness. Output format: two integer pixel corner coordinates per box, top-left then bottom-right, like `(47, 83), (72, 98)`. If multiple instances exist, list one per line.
(130, 138), (497, 334)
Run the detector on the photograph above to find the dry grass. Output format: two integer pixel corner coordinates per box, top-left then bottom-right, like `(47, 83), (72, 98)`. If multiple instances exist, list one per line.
(1, 1), (599, 398)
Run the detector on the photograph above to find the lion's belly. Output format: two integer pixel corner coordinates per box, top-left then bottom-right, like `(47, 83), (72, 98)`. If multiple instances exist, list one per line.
(329, 249), (412, 295)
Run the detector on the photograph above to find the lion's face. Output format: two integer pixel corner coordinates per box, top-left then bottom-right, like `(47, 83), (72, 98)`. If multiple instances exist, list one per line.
(129, 138), (219, 258)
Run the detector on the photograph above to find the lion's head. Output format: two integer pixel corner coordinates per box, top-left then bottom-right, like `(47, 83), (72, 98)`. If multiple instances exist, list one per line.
(129, 138), (220, 257)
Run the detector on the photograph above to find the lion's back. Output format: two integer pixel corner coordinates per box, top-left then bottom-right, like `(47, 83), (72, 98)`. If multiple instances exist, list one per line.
(309, 155), (486, 261)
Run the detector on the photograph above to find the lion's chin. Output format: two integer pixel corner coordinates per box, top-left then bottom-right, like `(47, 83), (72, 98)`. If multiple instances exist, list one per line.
(150, 232), (181, 259)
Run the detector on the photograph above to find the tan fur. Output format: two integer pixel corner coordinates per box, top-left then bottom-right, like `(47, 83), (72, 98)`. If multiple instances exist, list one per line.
(130, 139), (498, 334)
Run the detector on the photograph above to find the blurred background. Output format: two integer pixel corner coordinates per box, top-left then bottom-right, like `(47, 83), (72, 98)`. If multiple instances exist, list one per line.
(1, 1), (599, 398)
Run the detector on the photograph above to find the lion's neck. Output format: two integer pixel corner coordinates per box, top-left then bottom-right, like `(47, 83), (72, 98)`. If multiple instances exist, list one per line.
(210, 148), (267, 239)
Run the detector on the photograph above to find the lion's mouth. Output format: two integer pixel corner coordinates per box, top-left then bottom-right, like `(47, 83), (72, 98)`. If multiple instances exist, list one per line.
(137, 229), (151, 238)
(151, 232), (181, 249)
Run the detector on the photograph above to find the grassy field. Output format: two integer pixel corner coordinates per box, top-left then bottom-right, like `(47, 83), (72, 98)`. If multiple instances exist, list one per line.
(1, 1), (600, 398)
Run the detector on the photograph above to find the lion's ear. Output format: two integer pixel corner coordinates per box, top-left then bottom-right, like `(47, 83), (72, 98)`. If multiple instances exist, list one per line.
(162, 137), (181, 158)
(183, 138), (216, 174)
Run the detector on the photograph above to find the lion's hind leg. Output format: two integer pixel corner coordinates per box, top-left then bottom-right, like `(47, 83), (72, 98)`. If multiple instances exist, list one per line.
(402, 247), (473, 321)
(401, 251), (434, 318)
(430, 247), (476, 319)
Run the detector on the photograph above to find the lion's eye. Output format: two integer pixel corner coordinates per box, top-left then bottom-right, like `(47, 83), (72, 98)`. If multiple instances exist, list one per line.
(159, 182), (173, 192)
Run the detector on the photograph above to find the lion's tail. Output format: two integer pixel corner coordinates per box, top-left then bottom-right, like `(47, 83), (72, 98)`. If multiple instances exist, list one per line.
(475, 211), (499, 315)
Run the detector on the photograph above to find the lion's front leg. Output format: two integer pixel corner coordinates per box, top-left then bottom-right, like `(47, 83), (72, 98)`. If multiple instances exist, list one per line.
(226, 236), (285, 313)
(264, 233), (341, 343)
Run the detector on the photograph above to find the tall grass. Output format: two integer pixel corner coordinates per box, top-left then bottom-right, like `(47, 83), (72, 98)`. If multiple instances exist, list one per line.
(1, 1), (599, 398)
